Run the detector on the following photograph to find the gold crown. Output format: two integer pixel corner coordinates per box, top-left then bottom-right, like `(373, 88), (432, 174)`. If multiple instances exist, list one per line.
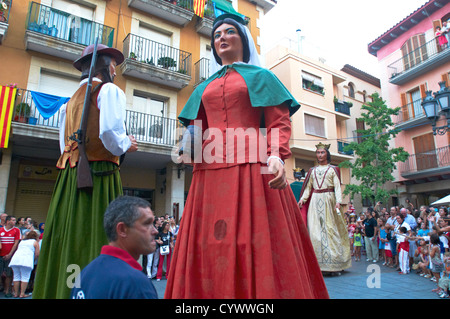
(315, 142), (330, 150)
(293, 167), (303, 172)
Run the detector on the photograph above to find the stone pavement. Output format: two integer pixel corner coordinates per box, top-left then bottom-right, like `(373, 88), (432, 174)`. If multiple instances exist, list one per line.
(1, 256), (444, 299)
(322, 257), (442, 299)
(149, 255), (444, 299)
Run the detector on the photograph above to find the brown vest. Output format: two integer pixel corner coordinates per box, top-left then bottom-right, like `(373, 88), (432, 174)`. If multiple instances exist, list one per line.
(56, 82), (120, 169)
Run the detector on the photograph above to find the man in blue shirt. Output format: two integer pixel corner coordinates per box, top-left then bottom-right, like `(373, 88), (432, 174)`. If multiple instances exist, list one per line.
(71, 196), (159, 299)
(402, 207), (417, 231)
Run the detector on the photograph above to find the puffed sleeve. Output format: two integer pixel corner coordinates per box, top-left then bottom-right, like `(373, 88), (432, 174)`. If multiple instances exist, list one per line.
(58, 103), (67, 154)
(97, 83), (131, 156)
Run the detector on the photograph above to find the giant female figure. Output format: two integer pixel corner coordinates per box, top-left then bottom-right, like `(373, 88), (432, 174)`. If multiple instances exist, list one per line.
(164, 14), (328, 299)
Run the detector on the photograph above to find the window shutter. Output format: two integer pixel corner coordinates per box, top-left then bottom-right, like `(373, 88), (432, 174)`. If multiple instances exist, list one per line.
(442, 73), (450, 87)
(419, 84), (427, 98)
(401, 93), (408, 122)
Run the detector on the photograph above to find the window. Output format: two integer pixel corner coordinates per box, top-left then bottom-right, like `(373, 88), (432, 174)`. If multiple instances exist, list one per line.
(304, 114), (325, 137)
(301, 71), (324, 95)
(131, 93), (166, 140)
(400, 84), (426, 121)
(348, 82), (355, 98)
(401, 34), (427, 71)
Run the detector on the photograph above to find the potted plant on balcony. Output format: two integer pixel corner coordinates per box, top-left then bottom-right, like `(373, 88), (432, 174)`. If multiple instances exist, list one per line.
(158, 56), (177, 69)
(129, 52), (137, 60)
(14, 102), (31, 123)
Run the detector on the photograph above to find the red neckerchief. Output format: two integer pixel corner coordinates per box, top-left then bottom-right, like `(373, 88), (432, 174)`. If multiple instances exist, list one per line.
(100, 245), (142, 271)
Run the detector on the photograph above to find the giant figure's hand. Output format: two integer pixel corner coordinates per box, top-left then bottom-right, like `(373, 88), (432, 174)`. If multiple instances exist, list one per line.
(268, 157), (287, 190)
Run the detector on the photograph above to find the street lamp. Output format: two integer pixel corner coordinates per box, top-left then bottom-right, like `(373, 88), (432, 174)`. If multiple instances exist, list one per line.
(421, 81), (450, 135)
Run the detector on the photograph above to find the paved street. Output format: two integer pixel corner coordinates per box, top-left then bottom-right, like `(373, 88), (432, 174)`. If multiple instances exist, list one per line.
(1, 256), (442, 300)
(151, 257), (443, 299)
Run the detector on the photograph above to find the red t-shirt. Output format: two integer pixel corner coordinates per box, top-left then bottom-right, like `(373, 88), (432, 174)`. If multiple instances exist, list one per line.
(0, 227), (21, 256)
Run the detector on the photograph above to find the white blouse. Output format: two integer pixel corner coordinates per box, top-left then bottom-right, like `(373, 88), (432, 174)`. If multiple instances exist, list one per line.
(59, 78), (131, 156)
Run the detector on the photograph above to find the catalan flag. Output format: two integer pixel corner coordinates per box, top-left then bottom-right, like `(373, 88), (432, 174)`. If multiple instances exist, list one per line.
(194, 0), (206, 18)
(0, 85), (17, 148)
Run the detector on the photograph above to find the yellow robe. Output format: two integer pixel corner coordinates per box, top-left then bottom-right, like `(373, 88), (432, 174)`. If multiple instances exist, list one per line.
(300, 164), (351, 272)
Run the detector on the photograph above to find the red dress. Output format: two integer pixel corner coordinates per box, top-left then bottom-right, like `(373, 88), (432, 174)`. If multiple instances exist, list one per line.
(165, 69), (329, 299)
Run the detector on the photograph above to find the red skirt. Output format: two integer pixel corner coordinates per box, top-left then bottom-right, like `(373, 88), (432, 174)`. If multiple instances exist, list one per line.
(164, 163), (329, 299)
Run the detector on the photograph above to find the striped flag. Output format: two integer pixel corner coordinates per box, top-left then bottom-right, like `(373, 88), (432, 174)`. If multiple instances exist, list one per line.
(0, 85), (17, 148)
(193, 0), (206, 18)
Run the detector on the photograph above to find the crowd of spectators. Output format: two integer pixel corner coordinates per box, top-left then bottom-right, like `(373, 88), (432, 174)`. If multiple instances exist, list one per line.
(0, 209), (180, 298)
(0, 213), (43, 297)
(346, 200), (450, 298)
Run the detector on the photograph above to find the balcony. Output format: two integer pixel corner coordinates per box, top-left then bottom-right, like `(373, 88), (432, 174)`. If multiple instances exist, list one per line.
(127, 0), (194, 27)
(195, 3), (215, 37)
(248, 0), (276, 13)
(24, 2), (114, 62)
(11, 87), (181, 147)
(334, 100), (351, 116)
(193, 57), (210, 87)
(392, 97), (428, 130)
(125, 110), (181, 146)
(334, 99), (351, 121)
(337, 140), (354, 156)
(388, 37), (450, 85)
(0, 0), (11, 43)
(121, 34), (191, 89)
(398, 145), (450, 179)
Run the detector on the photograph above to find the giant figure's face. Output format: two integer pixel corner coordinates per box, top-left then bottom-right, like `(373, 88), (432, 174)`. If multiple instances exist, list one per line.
(213, 23), (244, 65)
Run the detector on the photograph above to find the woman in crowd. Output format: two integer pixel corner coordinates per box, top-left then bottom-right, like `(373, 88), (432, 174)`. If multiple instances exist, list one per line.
(9, 231), (40, 298)
(155, 221), (174, 281)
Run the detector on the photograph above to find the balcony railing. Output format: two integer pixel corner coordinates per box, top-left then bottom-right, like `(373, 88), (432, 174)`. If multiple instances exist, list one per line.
(334, 100), (351, 116)
(11, 87), (181, 146)
(392, 97), (426, 125)
(122, 34), (191, 89)
(127, 0), (194, 26)
(26, 1), (114, 47)
(398, 145), (450, 175)
(124, 34), (191, 75)
(125, 110), (181, 146)
(194, 57), (210, 86)
(388, 36), (450, 83)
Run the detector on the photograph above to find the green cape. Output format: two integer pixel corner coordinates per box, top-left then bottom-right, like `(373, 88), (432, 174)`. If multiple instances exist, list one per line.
(178, 64), (300, 126)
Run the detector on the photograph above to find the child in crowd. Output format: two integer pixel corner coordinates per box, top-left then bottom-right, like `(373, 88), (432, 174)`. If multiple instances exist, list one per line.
(438, 252), (450, 298)
(430, 233), (444, 294)
(348, 215), (357, 256)
(397, 226), (410, 275)
(418, 244), (432, 278)
(418, 222), (430, 237)
(353, 227), (363, 261)
(378, 217), (387, 265)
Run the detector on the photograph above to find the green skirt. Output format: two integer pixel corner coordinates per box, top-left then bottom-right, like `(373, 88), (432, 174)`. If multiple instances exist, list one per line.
(33, 161), (123, 299)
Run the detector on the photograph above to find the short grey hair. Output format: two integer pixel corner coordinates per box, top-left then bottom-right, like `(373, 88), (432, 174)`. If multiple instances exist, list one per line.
(103, 196), (151, 242)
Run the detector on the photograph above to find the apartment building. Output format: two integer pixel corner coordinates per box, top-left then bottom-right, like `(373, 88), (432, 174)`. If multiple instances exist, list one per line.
(265, 46), (382, 213)
(0, 0), (276, 222)
(368, 0), (450, 207)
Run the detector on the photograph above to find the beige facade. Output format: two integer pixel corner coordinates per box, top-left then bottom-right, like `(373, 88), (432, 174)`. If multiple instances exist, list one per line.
(0, 0), (276, 223)
(266, 46), (382, 213)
